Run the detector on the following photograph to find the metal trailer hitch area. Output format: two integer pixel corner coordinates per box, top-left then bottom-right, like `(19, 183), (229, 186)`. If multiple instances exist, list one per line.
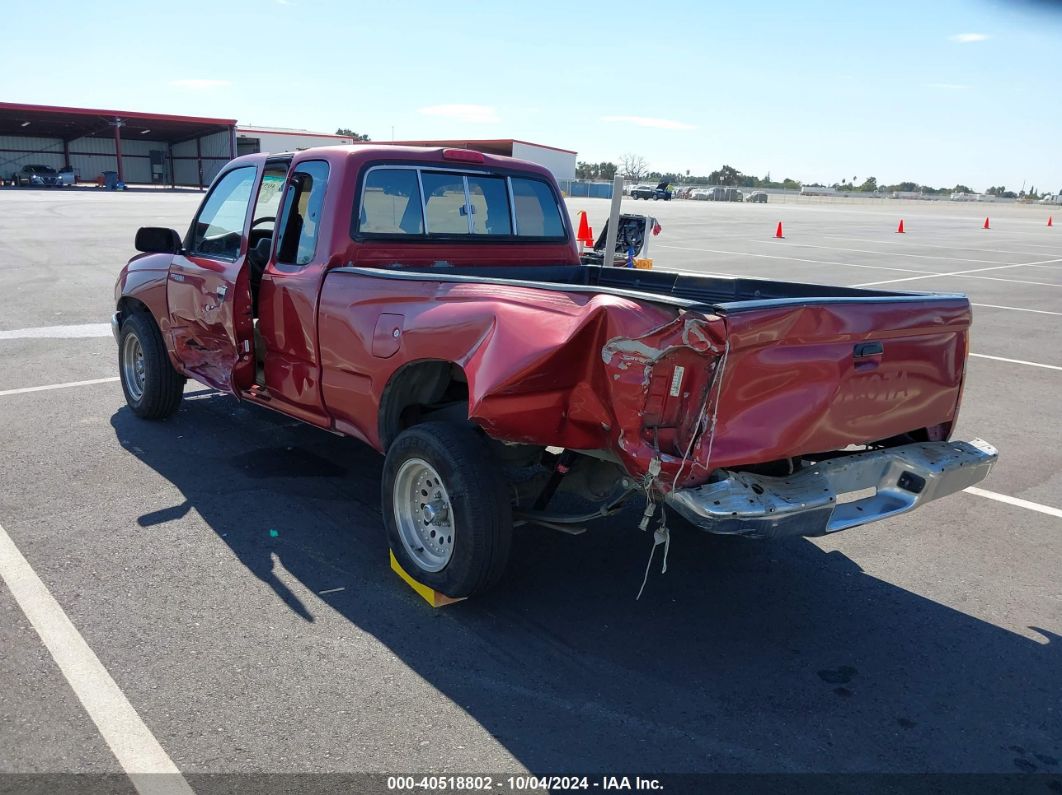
(665, 438), (998, 539)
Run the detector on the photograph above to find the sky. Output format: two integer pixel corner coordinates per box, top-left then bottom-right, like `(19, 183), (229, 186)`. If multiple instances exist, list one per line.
(2, 0), (1061, 193)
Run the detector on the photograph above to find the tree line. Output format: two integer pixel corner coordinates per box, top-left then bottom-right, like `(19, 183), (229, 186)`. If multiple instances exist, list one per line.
(577, 155), (1056, 199)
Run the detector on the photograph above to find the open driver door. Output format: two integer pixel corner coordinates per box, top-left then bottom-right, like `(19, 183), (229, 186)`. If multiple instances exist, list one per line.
(166, 164), (259, 394)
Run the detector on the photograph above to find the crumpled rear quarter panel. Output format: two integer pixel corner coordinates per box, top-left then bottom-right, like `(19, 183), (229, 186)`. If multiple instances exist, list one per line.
(316, 272), (720, 471)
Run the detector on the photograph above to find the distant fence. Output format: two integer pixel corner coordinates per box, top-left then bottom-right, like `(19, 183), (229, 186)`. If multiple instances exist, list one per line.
(557, 181), (1039, 206)
(557, 179), (615, 199)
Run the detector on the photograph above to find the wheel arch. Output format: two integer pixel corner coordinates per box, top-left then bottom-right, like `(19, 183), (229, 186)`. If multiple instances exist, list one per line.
(116, 295), (152, 325)
(378, 359), (470, 451)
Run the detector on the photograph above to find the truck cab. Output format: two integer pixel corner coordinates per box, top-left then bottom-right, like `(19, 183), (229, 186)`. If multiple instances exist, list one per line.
(116, 146), (578, 417)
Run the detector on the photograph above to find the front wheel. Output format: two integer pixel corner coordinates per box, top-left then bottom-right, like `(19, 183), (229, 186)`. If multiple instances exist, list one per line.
(382, 421), (513, 598)
(118, 312), (184, 419)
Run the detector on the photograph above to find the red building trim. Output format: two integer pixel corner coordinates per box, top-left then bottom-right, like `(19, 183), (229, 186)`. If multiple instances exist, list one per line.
(0, 101), (236, 127)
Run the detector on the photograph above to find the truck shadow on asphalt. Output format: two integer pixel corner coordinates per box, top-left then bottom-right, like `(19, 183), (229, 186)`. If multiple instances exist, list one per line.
(110, 394), (1061, 776)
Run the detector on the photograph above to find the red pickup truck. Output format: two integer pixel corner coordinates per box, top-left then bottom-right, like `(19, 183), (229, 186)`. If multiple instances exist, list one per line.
(113, 145), (997, 597)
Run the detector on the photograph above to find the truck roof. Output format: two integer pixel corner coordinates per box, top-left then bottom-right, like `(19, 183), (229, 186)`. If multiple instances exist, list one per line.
(225, 144), (559, 184)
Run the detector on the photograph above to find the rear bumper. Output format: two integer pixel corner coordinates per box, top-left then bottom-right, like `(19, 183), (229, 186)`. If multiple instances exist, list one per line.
(665, 438), (998, 539)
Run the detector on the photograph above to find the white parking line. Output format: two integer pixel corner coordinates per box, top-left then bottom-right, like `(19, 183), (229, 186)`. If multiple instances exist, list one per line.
(972, 303), (1062, 316)
(0, 377), (120, 397)
(854, 257), (1062, 287)
(823, 234), (1062, 258)
(0, 521), (193, 795)
(754, 240), (1007, 265)
(969, 353), (1062, 371)
(658, 244), (930, 274)
(958, 274), (1062, 288)
(965, 487), (1062, 519)
(0, 323), (111, 340)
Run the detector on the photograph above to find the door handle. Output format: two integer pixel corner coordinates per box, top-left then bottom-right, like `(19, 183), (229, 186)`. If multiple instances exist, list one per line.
(214, 285), (228, 299)
(854, 341), (883, 358)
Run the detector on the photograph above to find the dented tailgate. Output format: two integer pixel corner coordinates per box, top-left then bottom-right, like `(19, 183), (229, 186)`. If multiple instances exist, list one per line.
(678, 296), (972, 485)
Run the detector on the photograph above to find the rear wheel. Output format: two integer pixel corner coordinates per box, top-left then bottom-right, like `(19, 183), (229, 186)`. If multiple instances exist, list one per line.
(118, 312), (184, 419)
(382, 421), (512, 597)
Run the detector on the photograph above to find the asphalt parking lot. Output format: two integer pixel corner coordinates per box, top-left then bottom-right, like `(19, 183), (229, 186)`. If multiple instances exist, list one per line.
(1, 188), (1060, 791)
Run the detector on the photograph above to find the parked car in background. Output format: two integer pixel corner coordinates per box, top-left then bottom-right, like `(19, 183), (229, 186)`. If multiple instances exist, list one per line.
(652, 180), (673, 201)
(11, 164), (59, 186)
(747, 191), (768, 203)
(631, 181), (672, 201)
(56, 166), (78, 186)
(690, 188), (710, 200)
(702, 187), (744, 202)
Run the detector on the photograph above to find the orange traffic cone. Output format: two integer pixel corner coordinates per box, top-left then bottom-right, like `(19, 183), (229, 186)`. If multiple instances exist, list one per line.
(1049, 216), (1054, 228)
(896, 219), (905, 234)
(576, 211), (593, 247)
(983, 217), (991, 230)
(775, 222), (784, 239)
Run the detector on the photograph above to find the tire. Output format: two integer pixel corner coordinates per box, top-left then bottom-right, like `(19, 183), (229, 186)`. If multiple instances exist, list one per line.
(382, 421), (513, 597)
(118, 312), (184, 419)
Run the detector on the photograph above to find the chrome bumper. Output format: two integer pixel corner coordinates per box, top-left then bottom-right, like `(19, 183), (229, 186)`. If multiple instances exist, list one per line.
(665, 438), (998, 539)
(110, 312), (120, 343)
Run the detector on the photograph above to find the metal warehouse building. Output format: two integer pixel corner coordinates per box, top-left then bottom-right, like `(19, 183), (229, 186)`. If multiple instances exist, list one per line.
(236, 126), (356, 156)
(1, 102), (578, 188)
(383, 138), (577, 181)
(0, 102), (236, 187)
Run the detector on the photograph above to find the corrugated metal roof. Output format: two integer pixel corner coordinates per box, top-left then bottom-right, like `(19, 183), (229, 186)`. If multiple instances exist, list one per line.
(0, 102), (235, 141)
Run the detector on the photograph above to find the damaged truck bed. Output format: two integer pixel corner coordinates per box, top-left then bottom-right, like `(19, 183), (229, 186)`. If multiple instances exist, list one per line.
(325, 263), (996, 537)
(113, 144), (997, 597)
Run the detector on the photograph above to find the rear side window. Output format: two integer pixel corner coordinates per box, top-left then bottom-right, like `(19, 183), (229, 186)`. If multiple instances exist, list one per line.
(276, 160), (329, 266)
(188, 166), (257, 259)
(511, 177), (564, 238)
(360, 169), (423, 234)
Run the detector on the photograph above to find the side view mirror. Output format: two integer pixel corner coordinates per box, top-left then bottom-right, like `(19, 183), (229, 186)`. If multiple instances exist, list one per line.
(135, 227), (183, 254)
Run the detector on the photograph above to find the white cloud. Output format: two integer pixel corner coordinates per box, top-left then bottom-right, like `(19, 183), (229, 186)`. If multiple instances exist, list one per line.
(949, 33), (989, 43)
(600, 115), (696, 130)
(418, 104), (500, 124)
(169, 79), (231, 89)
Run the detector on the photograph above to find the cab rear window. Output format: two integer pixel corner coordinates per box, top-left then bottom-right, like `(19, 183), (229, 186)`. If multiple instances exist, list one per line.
(355, 166), (565, 240)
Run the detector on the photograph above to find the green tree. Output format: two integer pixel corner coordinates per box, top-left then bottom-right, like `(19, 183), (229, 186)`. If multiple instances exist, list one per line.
(708, 164), (742, 185)
(336, 128), (370, 141)
(598, 161), (618, 180)
(858, 176), (878, 192)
